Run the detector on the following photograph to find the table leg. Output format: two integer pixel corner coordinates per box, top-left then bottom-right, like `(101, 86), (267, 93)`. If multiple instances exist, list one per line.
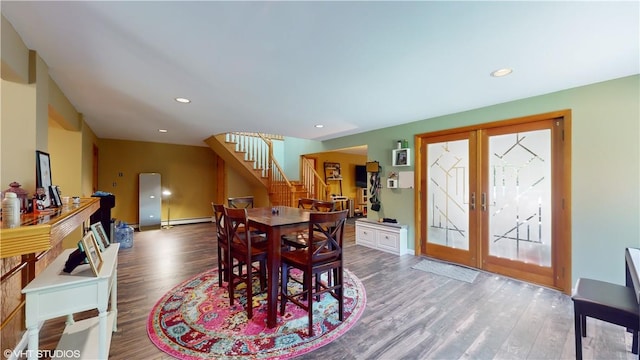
(98, 310), (107, 359)
(26, 325), (38, 360)
(112, 268), (118, 332)
(574, 305), (583, 360)
(266, 227), (281, 328)
(626, 253), (632, 289)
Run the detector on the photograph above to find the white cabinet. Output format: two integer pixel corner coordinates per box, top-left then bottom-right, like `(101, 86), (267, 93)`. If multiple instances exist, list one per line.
(356, 223), (376, 248)
(355, 219), (408, 255)
(22, 244), (119, 360)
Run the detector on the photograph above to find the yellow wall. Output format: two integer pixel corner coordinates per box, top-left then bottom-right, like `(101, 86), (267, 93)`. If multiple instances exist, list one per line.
(81, 119), (99, 197)
(309, 152), (367, 201)
(49, 120), (82, 196)
(0, 15), (29, 83)
(226, 167), (270, 207)
(97, 139), (218, 225)
(48, 78), (81, 131)
(1, 78), (37, 190)
(48, 120), (87, 248)
(1, 17), (93, 351)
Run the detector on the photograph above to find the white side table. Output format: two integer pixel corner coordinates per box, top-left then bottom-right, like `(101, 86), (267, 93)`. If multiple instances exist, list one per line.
(22, 243), (119, 360)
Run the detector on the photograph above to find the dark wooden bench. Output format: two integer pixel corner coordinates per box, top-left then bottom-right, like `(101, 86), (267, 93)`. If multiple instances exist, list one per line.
(572, 277), (639, 359)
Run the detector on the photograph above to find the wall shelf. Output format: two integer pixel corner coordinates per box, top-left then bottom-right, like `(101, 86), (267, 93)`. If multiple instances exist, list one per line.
(0, 197), (100, 259)
(392, 148), (411, 167)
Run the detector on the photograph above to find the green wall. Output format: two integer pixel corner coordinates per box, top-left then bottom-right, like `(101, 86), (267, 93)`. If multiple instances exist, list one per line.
(320, 75), (640, 287)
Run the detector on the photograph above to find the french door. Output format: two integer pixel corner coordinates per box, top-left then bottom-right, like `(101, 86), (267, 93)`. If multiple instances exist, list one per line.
(417, 111), (571, 292)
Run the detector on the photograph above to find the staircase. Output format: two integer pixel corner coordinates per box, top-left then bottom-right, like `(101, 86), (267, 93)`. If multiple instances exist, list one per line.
(204, 132), (330, 207)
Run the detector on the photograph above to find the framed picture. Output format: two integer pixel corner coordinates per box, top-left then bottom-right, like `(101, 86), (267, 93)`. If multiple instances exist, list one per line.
(81, 231), (103, 276)
(50, 185), (62, 207)
(35, 187), (51, 209)
(90, 222), (110, 251)
(36, 151), (52, 188)
(76, 240), (89, 264)
(392, 148), (411, 167)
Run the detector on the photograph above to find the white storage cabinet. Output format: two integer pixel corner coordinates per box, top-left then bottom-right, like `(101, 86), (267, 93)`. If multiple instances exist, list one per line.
(355, 219), (408, 255)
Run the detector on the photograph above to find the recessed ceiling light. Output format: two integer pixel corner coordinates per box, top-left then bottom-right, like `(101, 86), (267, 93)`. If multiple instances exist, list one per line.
(491, 68), (513, 77)
(175, 97), (191, 103)
(314, 124), (324, 128)
(159, 129), (168, 133)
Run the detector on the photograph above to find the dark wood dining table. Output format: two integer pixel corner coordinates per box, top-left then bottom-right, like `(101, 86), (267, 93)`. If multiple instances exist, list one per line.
(626, 247), (640, 304)
(246, 206), (310, 328)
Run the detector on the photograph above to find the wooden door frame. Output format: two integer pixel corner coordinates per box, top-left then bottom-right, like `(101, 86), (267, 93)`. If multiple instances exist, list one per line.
(216, 155), (226, 204)
(417, 131), (480, 268)
(414, 109), (572, 293)
(92, 144), (99, 194)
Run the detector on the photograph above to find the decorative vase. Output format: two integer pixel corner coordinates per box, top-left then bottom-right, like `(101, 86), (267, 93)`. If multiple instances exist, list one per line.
(4, 182), (29, 213)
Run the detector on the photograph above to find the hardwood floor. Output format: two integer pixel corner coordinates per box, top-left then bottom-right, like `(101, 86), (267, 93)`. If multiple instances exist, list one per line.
(35, 221), (635, 359)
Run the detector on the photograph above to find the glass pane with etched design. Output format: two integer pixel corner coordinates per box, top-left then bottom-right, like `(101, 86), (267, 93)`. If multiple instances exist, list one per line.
(488, 130), (552, 266)
(427, 139), (469, 250)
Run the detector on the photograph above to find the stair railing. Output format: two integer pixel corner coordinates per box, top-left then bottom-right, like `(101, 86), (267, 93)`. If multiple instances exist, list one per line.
(268, 153), (296, 207)
(300, 157), (330, 201)
(226, 132), (269, 178)
(225, 132), (297, 206)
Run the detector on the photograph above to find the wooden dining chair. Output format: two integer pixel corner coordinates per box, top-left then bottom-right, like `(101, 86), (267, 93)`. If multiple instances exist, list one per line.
(224, 207), (268, 319)
(227, 195), (268, 237)
(227, 196), (255, 209)
(298, 198), (317, 210)
(311, 200), (336, 212)
(281, 198), (320, 249)
(281, 199), (336, 250)
(212, 203), (239, 288)
(279, 209), (348, 336)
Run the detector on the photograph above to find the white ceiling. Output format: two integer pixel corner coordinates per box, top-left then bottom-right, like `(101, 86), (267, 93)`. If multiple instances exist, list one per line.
(2, 1), (638, 147)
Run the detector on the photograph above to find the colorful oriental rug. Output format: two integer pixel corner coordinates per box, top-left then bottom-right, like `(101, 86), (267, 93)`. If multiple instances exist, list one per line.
(147, 268), (366, 359)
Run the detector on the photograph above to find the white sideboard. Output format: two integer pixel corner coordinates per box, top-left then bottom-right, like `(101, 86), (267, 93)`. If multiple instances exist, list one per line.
(355, 219), (408, 255)
(21, 243), (119, 360)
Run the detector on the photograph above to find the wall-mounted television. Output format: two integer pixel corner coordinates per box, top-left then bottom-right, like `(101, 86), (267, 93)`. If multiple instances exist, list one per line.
(355, 165), (367, 188)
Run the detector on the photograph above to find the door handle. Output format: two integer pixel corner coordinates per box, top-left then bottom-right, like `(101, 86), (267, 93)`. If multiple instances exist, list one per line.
(481, 192), (487, 211)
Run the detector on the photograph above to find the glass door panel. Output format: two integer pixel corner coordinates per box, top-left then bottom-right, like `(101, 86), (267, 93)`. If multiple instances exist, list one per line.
(423, 131), (478, 267)
(488, 129), (552, 267)
(427, 139), (470, 250)
(418, 114), (568, 292)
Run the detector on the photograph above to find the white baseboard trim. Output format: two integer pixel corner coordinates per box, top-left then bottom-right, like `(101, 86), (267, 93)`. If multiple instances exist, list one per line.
(129, 217), (212, 229)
